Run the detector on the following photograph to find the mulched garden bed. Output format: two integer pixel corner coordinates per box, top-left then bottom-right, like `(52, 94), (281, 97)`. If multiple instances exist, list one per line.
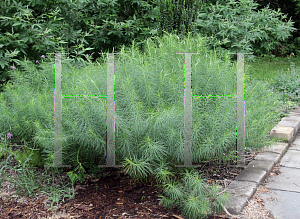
(0, 139), (260, 219)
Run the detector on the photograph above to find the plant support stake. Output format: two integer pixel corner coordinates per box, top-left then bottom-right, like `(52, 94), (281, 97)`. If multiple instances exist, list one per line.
(46, 52), (71, 168)
(47, 51), (249, 169)
(230, 52), (253, 167)
(98, 52), (123, 168)
(175, 52), (249, 168)
(175, 52), (202, 167)
(48, 52), (123, 168)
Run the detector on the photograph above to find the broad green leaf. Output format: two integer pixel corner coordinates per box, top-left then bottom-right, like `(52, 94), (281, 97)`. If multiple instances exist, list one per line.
(12, 22), (23, 27)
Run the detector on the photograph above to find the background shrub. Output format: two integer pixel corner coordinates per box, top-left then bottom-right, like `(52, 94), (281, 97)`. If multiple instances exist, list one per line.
(192, 0), (296, 60)
(1, 0), (298, 92)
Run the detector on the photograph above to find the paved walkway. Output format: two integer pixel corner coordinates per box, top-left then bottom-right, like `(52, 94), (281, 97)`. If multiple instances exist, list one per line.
(256, 132), (300, 219)
(223, 106), (300, 218)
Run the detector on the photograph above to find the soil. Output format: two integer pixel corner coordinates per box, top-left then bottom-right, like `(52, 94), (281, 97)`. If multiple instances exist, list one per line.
(0, 138), (262, 219)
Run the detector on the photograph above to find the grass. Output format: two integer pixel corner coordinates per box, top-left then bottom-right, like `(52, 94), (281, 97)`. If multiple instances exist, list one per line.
(245, 54), (300, 83)
(0, 31), (300, 218)
(244, 54), (300, 118)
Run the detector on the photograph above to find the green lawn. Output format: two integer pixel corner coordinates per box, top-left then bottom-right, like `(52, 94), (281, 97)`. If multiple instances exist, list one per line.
(245, 55), (300, 83)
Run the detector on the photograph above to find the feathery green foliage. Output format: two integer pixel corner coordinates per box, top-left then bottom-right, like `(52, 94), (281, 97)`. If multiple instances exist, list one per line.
(1, 31), (284, 174)
(158, 169), (230, 218)
(0, 30), (287, 216)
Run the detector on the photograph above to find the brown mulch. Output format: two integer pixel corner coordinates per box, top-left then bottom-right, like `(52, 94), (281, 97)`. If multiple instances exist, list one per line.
(0, 139), (260, 219)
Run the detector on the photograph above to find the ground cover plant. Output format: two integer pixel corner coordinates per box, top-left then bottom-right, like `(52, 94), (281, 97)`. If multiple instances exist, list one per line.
(0, 31), (291, 218)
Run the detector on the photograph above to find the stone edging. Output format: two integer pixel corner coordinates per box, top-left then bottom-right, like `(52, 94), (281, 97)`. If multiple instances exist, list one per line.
(223, 106), (300, 215)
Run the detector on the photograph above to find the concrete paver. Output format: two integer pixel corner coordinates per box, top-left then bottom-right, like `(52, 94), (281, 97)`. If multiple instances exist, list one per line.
(262, 166), (300, 192)
(234, 169), (267, 184)
(277, 120), (300, 133)
(257, 190), (300, 219)
(254, 152), (282, 163)
(244, 160), (274, 173)
(270, 126), (294, 141)
(224, 181), (258, 215)
(279, 150), (300, 168)
(258, 142), (289, 155)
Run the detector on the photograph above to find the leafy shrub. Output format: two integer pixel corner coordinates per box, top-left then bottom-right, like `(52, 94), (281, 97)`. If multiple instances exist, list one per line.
(267, 59), (300, 103)
(1, 0), (297, 93)
(193, 0), (296, 59)
(0, 0), (162, 92)
(0, 0), (91, 91)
